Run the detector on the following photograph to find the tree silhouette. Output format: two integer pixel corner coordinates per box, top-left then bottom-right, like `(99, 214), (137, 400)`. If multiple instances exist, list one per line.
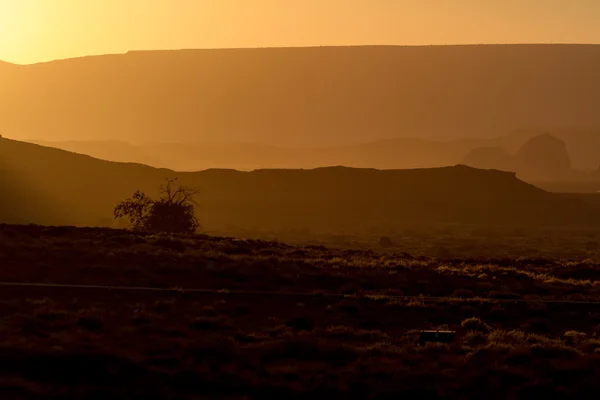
(114, 178), (199, 234)
(113, 190), (153, 232)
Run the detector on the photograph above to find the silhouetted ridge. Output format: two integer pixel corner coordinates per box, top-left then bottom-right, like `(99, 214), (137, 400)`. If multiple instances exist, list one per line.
(2, 139), (599, 229)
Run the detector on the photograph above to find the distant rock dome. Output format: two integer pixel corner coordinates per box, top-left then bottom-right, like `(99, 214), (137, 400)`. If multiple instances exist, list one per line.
(514, 133), (571, 180)
(461, 147), (515, 171)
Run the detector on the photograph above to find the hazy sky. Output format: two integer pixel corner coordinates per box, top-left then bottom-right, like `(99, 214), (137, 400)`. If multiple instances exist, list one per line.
(1, 0), (600, 64)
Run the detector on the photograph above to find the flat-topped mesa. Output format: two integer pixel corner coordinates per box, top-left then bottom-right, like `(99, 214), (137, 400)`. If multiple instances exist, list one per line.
(3, 44), (600, 145)
(462, 133), (581, 182)
(515, 133), (572, 180)
(1, 139), (598, 229)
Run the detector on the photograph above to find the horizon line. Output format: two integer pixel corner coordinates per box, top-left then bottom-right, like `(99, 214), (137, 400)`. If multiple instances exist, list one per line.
(4, 42), (600, 66)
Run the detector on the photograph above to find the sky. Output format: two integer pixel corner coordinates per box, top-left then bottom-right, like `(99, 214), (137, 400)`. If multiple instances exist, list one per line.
(1, 0), (600, 64)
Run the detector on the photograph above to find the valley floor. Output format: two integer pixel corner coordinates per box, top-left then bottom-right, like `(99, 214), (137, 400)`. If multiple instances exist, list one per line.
(2, 224), (600, 398)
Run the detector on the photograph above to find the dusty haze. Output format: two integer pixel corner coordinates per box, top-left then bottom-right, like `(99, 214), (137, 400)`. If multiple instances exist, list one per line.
(2, 0), (600, 64)
(2, 45), (600, 147)
(4, 3), (600, 398)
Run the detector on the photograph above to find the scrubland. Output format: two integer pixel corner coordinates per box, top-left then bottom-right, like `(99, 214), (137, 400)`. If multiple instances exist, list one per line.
(2, 224), (600, 398)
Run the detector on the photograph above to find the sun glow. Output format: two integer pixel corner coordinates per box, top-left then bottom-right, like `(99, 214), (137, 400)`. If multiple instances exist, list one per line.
(0, 1), (47, 65)
(0, 2), (15, 47)
(1, 1), (600, 65)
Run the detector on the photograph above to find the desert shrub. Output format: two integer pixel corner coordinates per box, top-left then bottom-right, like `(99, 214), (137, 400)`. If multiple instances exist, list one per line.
(488, 330), (520, 345)
(461, 317), (491, 332)
(463, 331), (488, 347)
(564, 330), (586, 345)
(146, 200), (198, 234)
(417, 342), (451, 354)
(530, 343), (582, 359)
(114, 177), (199, 234)
(465, 343), (514, 365)
(378, 236), (394, 248)
(581, 338), (600, 353)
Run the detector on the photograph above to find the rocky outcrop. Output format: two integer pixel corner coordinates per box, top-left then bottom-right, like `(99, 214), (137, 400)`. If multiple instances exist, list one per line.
(462, 133), (576, 182)
(514, 133), (572, 180)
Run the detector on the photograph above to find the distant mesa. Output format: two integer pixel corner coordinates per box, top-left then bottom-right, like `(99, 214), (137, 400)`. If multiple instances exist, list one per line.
(2, 138), (600, 230)
(514, 133), (571, 180)
(462, 133), (574, 182)
(2, 44), (600, 147)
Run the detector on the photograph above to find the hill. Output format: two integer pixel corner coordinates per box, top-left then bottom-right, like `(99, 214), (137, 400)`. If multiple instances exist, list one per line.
(30, 139), (164, 168)
(26, 129), (600, 177)
(3, 44), (600, 147)
(2, 138), (600, 231)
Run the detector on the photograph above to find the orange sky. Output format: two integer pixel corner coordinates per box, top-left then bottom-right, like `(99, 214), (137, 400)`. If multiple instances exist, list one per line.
(1, 0), (600, 64)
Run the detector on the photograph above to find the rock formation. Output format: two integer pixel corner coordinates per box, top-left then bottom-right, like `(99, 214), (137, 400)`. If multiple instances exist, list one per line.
(462, 133), (575, 182)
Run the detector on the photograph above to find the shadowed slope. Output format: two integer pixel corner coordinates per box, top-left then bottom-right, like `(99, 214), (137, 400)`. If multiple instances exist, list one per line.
(1, 139), (599, 231)
(29, 140), (163, 167)
(3, 44), (600, 146)
(0, 139), (166, 226)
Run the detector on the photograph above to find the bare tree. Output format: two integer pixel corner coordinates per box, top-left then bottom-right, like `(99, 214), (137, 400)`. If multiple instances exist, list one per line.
(158, 177), (199, 206)
(114, 178), (200, 234)
(113, 190), (153, 232)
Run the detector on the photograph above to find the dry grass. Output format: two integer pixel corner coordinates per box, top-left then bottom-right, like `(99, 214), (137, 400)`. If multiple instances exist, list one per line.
(2, 223), (600, 398)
